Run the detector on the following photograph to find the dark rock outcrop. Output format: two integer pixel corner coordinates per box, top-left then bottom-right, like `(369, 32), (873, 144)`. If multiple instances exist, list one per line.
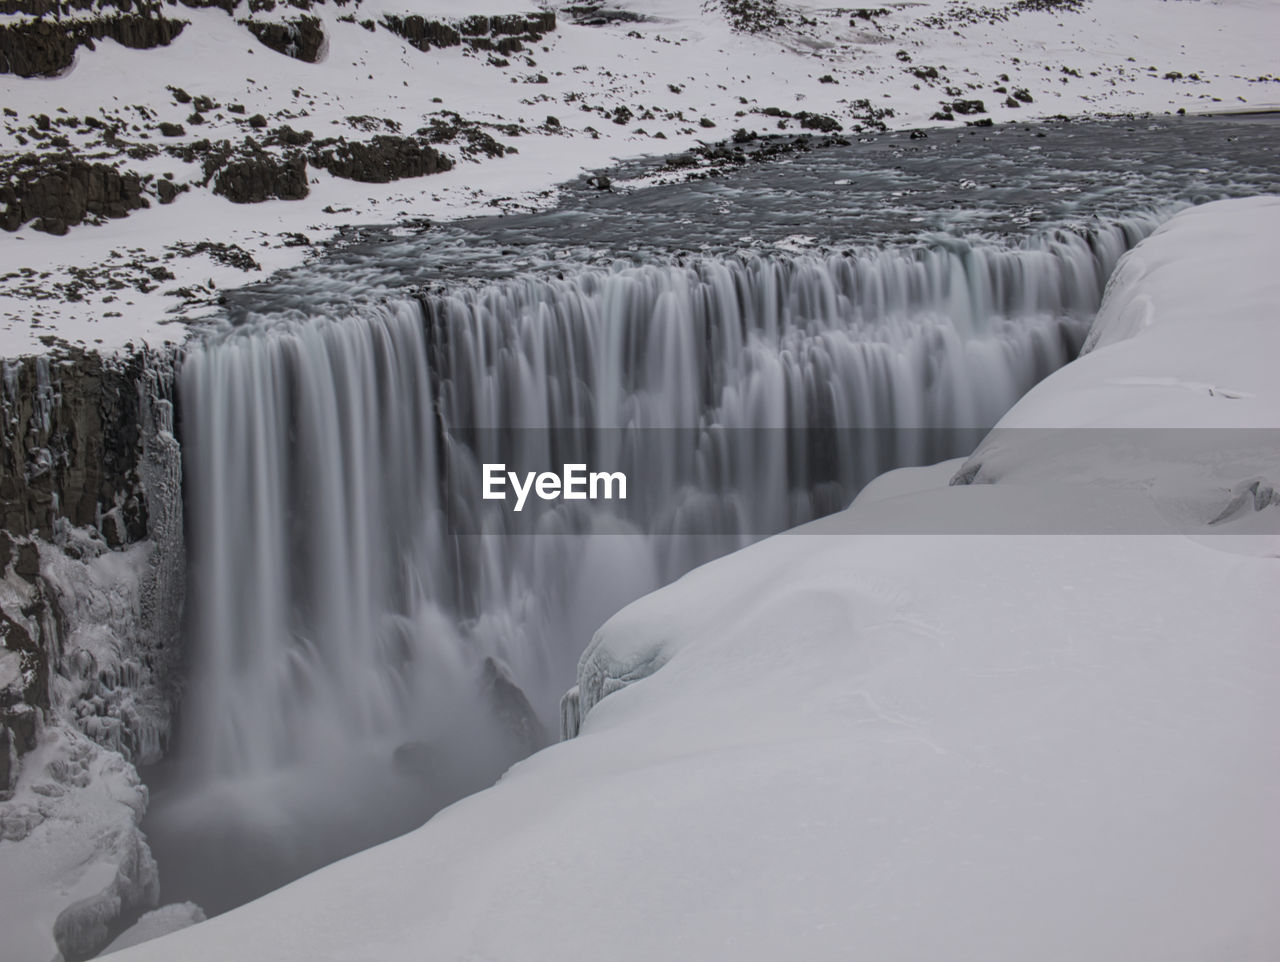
(380, 13), (460, 50)
(241, 15), (324, 62)
(0, 347), (183, 815)
(0, 14), (187, 78)
(0, 350), (157, 541)
(309, 135), (451, 183)
(1, 155), (149, 234)
(212, 151), (308, 202)
(381, 10), (555, 54)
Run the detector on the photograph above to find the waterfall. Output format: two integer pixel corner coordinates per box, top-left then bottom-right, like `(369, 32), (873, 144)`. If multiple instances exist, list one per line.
(160, 215), (1157, 909)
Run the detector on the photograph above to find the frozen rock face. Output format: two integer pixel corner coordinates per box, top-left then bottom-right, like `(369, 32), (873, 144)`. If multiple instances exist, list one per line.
(0, 345), (184, 961)
(0, 345), (182, 788)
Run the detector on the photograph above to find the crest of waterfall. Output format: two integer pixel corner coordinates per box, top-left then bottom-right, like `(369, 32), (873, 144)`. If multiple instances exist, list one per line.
(176, 215), (1158, 789)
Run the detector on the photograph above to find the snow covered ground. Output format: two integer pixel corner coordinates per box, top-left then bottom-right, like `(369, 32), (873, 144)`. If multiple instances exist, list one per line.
(104, 196), (1280, 961)
(3, 0), (1279, 355)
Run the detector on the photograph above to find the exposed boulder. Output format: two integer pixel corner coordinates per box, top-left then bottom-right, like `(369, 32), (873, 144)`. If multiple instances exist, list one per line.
(0, 14), (187, 78)
(212, 151), (308, 202)
(241, 15), (325, 62)
(309, 135), (451, 183)
(0, 156), (152, 232)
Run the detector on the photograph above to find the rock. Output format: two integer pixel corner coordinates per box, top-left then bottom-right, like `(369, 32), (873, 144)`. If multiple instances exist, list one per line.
(381, 11), (555, 53)
(0, 349), (153, 539)
(0, 15), (186, 78)
(248, 113), (268, 128)
(212, 152), (308, 203)
(793, 111), (841, 132)
(1, 156), (148, 233)
(158, 122), (185, 137)
(951, 99), (987, 115)
(308, 135), (451, 184)
(379, 14), (461, 51)
(156, 179), (181, 204)
(14, 541), (39, 580)
(242, 15), (325, 63)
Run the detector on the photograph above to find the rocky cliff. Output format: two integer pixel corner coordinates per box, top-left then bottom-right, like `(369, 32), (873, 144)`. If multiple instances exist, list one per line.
(0, 344), (184, 960)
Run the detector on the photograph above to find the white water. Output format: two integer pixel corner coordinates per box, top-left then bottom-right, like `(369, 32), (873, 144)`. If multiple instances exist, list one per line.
(162, 217), (1157, 909)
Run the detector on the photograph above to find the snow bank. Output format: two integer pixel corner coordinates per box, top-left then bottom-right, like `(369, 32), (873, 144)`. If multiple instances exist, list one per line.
(104, 195), (1280, 961)
(950, 196), (1280, 543)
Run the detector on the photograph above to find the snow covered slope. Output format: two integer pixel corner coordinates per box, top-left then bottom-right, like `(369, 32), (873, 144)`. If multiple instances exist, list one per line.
(3, 0), (1279, 354)
(106, 196), (1280, 961)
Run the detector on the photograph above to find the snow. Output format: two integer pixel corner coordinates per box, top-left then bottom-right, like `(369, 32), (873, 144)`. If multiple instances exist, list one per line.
(3, 0), (1279, 355)
(0, 726), (156, 962)
(101, 902), (206, 956)
(0, 530), (176, 961)
(103, 196), (1280, 961)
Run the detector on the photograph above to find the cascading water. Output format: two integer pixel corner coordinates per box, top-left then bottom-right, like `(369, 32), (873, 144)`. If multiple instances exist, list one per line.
(150, 215), (1158, 912)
